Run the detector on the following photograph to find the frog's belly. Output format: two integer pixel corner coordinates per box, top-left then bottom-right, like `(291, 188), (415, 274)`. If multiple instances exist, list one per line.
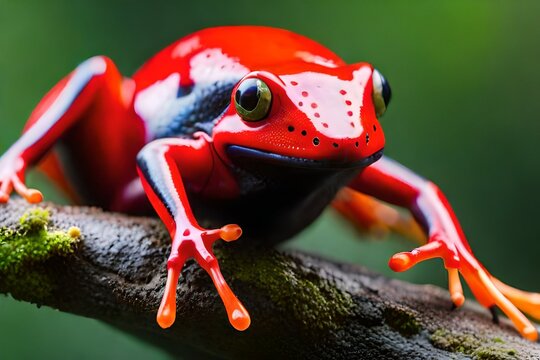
(189, 167), (360, 244)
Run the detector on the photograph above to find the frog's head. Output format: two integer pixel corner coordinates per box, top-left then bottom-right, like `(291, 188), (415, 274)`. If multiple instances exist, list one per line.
(213, 63), (390, 172)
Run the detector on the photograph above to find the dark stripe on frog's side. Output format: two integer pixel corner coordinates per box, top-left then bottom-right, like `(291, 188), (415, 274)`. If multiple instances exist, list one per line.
(136, 148), (178, 220)
(154, 78), (241, 139)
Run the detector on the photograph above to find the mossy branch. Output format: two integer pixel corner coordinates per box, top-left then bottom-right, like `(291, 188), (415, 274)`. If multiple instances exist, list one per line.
(0, 200), (539, 359)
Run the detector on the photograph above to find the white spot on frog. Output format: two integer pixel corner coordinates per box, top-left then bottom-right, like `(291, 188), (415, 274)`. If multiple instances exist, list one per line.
(294, 51), (339, 68)
(134, 49), (248, 138)
(281, 67), (371, 139)
(172, 36), (201, 58)
(190, 49), (248, 84)
(134, 73), (182, 138)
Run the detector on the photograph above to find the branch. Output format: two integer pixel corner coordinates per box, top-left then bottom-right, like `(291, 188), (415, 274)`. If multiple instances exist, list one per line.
(0, 200), (538, 359)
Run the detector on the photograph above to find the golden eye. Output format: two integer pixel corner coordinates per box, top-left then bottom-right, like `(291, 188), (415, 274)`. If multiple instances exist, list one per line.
(372, 69), (392, 117)
(234, 78), (272, 121)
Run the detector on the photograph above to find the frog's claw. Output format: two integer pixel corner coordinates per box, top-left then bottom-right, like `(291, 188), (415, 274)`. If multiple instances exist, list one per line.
(204, 258), (251, 331)
(491, 276), (540, 320)
(389, 238), (539, 341)
(464, 266), (537, 341)
(200, 224), (250, 331)
(447, 268), (465, 307)
(156, 224), (250, 331)
(0, 172), (43, 204)
(389, 240), (465, 308)
(389, 238), (460, 272)
(157, 265), (182, 328)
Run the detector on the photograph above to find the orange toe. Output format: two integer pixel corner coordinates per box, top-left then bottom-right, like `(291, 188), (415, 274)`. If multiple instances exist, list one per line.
(157, 301), (176, 329)
(389, 253), (412, 272)
(220, 224), (242, 242)
(26, 189), (43, 203)
(523, 326), (538, 342)
(208, 264), (251, 331)
(229, 305), (251, 331)
(157, 267), (180, 329)
(448, 269), (465, 307)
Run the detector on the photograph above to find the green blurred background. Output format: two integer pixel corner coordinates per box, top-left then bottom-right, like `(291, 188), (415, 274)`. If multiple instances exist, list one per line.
(1, 0), (540, 358)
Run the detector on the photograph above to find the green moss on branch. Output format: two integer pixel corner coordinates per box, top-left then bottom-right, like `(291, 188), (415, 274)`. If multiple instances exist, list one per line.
(383, 305), (422, 336)
(217, 247), (354, 331)
(1, 200), (539, 359)
(430, 329), (518, 359)
(0, 207), (80, 298)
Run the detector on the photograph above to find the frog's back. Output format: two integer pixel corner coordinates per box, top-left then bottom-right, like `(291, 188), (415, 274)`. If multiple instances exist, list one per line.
(132, 26), (345, 138)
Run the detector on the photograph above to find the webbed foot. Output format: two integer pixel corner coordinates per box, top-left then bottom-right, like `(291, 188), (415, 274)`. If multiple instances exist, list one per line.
(389, 236), (539, 341)
(156, 223), (250, 331)
(0, 156), (42, 203)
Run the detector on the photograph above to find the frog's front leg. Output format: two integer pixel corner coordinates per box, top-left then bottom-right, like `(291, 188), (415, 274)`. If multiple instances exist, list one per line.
(136, 135), (250, 331)
(349, 156), (539, 341)
(0, 56), (139, 204)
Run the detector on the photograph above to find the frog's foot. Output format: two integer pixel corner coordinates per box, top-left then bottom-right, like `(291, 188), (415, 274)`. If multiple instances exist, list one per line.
(156, 224), (251, 331)
(0, 172), (43, 203)
(389, 239), (539, 341)
(491, 276), (540, 320)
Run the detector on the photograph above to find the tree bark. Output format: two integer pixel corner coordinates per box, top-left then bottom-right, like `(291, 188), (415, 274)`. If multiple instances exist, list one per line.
(0, 199), (538, 359)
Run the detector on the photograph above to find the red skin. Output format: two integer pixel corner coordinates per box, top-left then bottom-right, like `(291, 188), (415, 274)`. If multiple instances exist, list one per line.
(0, 26), (538, 340)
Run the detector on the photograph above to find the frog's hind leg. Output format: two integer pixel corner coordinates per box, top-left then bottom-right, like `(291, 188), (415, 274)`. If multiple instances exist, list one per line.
(332, 187), (426, 243)
(0, 55), (145, 208)
(333, 188), (466, 306)
(333, 186), (540, 337)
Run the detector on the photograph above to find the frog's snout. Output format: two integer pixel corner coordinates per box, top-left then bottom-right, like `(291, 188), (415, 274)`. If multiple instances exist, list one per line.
(282, 120), (382, 164)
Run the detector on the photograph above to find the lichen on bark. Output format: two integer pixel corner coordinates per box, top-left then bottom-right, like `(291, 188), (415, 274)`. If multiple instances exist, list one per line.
(430, 329), (519, 359)
(0, 207), (80, 299)
(217, 247), (355, 331)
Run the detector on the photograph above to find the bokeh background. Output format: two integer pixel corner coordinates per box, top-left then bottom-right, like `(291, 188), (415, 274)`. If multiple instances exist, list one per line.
(1, 0), (540, 358)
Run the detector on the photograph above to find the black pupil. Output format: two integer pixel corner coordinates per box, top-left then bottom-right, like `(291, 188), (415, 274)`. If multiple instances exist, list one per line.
(380, 74), (392, 106)
(235, 79), (260, 111)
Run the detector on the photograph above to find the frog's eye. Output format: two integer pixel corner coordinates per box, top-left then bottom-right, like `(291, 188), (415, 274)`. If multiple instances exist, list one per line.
(372, 69), (392, 117)
(234, 78), (272, 121)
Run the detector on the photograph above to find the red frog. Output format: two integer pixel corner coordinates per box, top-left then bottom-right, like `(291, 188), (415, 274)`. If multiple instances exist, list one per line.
(1, 26), (538, 340)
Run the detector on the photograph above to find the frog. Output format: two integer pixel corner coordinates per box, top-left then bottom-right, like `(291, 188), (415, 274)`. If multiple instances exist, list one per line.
(1, 26), (538, 340)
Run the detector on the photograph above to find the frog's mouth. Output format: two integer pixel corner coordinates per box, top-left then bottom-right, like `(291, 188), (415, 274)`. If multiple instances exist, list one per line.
(226, 145), (383, 170)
